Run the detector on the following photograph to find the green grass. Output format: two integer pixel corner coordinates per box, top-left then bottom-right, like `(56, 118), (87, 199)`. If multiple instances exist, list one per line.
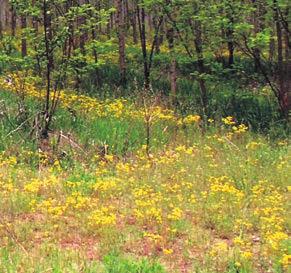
(103, 253), (166, 273)
(0, 247), (166, 273)
(0, 87), (289, 273)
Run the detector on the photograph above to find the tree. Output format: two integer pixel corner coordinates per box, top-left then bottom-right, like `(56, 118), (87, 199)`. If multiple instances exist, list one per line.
(117, 0), (127, 85)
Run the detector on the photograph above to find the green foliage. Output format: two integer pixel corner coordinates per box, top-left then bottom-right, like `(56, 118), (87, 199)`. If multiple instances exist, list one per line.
(103, 253), (166, 273)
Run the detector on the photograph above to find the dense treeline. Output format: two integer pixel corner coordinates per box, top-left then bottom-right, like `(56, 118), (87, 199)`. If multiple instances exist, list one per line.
(0, 0), (290, 137)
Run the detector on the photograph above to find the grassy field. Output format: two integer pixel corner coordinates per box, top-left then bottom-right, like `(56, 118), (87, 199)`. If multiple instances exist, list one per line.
(0, 82), (290, 273)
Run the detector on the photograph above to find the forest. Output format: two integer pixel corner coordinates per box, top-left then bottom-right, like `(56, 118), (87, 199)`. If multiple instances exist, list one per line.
(0, 0), (290, 272)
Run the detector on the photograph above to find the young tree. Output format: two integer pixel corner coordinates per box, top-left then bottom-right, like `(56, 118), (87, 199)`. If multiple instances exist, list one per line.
(136, 0), (163, 89)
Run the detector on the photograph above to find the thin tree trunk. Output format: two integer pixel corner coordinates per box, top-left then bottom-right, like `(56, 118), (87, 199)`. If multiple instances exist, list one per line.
(32, 0), (41, 76)
(154, 15), (163, 54)
(117, 0), (126, 85)
(11, 5), (16, 37)
(21, 15), (27, 57)
(283, 9), (290, 111)
(269, 36), (275, 62)
(252, 0), (261, 72)
(0, 0), (5, 37)
(192, 19), (208, 116)
(227, 31), (234, 68)
(79, 10), (87, 54)
(274, 0), (289, 118)
(85, 0), (100, 87)
(31, 0), (38, 32)
(167, 26), (177, 106)
(42, 0), (53, 139)
(131, 8), (138, 44)
(0, 18), (2, 38)
(137, 3), (150, 89)
(124, 0), (130, 30)
(225, 3), (235, 68)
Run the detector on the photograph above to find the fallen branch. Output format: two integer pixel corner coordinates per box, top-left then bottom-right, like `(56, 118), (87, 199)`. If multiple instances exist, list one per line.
(5, 115), (35, 139)
(0, 217), (29, 256)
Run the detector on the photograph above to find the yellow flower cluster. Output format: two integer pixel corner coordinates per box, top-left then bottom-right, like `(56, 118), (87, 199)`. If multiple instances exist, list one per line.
(0, 74), (202, 125)
(222, 116), (236, 125)
(36, 198), (66, 216)
(209, 241), (228, 257)
(249, 181), (288, 264)
(232, 124), (248, 134)
(167, 206), (183, 221)
(178, 114), (201, 125)
(65, 191), (91, 210)
(221, 116), (248, 138)
(246, 141), (261, 150)
(0, 154), (17, 168)
(209, 176), (244, 200)
(0, 86), (289, 272)
(133, 186), (163, 223)
(280, 254), (291, 269)
(88, 206), (117, 227)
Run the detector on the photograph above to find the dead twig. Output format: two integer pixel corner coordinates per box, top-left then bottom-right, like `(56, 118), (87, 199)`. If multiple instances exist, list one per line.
(50, 131), (85, 153)
(5, 115), (36, 139)
(0, 218), (30, 256)
(222, 136), (240, 151)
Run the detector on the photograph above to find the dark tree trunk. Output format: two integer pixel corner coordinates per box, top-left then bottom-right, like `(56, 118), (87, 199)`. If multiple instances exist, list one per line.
(131, 8), (138, 44)
(252, 0), (261, 72)
(153, 15), (163, 54)
(225, 3), (235, 68)
(192, 20), (208, 116)
(21, 15), (27, 57)
(167, 26), (177, 106)
(283, 10), (290, 111)
(274, 0), (290, 118)
(85, 0), (100, 86)
(124, 0), (130, 30)
(227, 35), (234, 68)
(269, 36), (275, 62)
(117, 0), (127, 85)
(137, 4), (150, 89)
(42, 0), (53, 139)
(0, 19), (2, 38)
(78, 0), (87, 55)
(11, 5), (16, 37)
(32, 0), (38, 33)
(0, 0), (6, 37)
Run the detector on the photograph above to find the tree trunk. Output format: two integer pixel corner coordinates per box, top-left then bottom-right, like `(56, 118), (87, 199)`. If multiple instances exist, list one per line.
(124, 0), (130, 30)
(192, 20), (208, 116)
(42, 0), (53, 139)
(117, 0), (126, 86)
(225, 3), (235, 68)
(283, 10), (290, 112)
(137, 3), (150, 89)
(79, 0), (87, 55)
(0, 18), (2, 38)
(274, 0), (289, 118)
(252, 0), (261, 72)
(131, 8), (138, 44)
(0, 0), (5, 37)
(167, 26), (177, 106)
(227, 33), (234, 68)
(21, 15), (27, 57)
(269, 36), (275, 62)
(154, 15), (163, 54)
(84, 0), (100, 87)
(32, 0), (38, 33)
(11, 5), (16, 37)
